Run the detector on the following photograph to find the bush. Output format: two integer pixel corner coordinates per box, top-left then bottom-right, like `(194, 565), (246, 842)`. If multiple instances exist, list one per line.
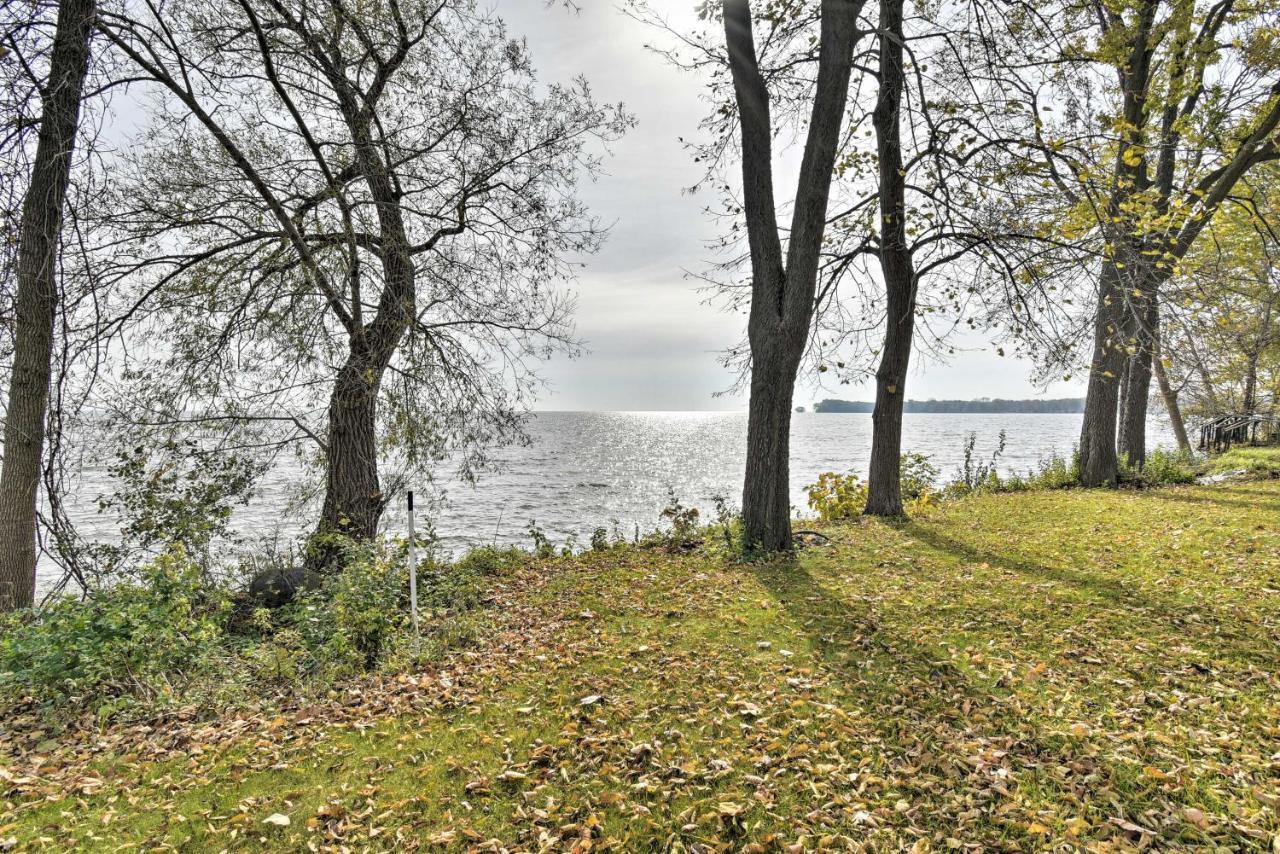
(293, 541), (409, 671)
(660, 486), (701, 543)
(945, 431), (1008, 497)
(291, 537), (504, 674)
(1023, 450), (1080, 490)
(806, 454), (942, 522)
(899, 453), (941, 503)
(0, 547), (229, 713)
(1122, 448), (1197, 486)
(806, 471), (869, 522)
(1, 533), (519, 720)
(454, 545), (526, 578)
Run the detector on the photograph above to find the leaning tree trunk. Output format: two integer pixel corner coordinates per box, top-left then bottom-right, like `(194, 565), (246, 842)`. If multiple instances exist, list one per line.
(1152, 338), (1191, 453)
(864, 0), (915, 517)
(1078, 261), (1130, 487)
(0, 0), (95, 612)
(1118, 291), (1158, 468)
(310, 101), (417, 562)
(741, 335), (802, 553)
(1243, 351), (1259, 414)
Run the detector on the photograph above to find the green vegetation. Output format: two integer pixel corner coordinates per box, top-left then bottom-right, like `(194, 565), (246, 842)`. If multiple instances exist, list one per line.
(3, 480), (1278, 850)
(1202, 445), (1280, 475)
(0, 538), (499, 722)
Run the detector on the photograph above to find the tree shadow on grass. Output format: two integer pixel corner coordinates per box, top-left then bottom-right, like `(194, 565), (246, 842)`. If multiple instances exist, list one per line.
(744, 550), (1276, 846)
(1142, 489), (1280, 513)
(891, 520), (1277, 671)
(745, 556), (1150, 842)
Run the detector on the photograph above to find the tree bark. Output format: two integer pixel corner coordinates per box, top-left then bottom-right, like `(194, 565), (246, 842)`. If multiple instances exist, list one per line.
(725, 0), (861, 552)
(1152, 337), (1191, 453)
(1243, 351), (1258, 414)
(864, 0), (915, 517)
(741, 339), (802, 551)
(0, 0), (95, 611)
(317, 354), (384, 541)
(1078, 262), (1129, 486)
(1118, 289), (1158, 467)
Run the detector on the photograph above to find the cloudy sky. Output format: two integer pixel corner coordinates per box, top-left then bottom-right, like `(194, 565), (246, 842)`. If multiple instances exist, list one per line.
(493, 1), (1088, 411)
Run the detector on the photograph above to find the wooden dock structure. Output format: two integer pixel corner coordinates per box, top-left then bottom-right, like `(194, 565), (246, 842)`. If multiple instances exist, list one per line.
(1198, 413), (1279, 452)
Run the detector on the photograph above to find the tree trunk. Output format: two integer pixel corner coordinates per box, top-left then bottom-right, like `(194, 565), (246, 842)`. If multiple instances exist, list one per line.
(1152, 338), (1191, 453)
(317, 353), (385, 543)
(0, 0), (95, 612)
(741, 338), (801, 552)
(1078, 261), (1129, 486)
(1118, 291), (1158, 467)
(1115, 355), (1131, 460)
(1243, 351), (1259, 414)
(864, 0), (915, 517)
(725, 0), (860, 552)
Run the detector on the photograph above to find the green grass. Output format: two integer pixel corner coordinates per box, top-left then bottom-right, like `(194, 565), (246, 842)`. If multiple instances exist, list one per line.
(1203, 444), (1280, 475)
(3, 481), (1279, 851)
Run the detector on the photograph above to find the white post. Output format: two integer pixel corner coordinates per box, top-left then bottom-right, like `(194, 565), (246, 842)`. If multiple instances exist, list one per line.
(407, 490), (419, 634)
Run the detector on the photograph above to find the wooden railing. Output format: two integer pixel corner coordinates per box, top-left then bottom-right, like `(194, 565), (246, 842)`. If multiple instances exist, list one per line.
(1198, 413), (1279, 452)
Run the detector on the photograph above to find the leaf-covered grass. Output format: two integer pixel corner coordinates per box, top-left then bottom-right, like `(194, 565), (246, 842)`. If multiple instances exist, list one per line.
(3, 481), (1279, 850)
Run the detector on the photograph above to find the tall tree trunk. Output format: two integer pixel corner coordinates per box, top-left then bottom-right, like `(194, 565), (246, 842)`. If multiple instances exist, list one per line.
(864, 0), (915, 517)
(725, 0), (861, 552)
(311, 86), (416, 555)
(0, 0), (95, 612)
(741, 338), (801, 551)
(1118, 290), (1158, 467)
(1078, 261), (1129, 486)
(1152, 338), (1191, 453)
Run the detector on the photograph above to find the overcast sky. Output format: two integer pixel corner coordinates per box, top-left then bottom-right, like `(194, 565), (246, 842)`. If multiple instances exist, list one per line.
(492, 1), (1089, 411)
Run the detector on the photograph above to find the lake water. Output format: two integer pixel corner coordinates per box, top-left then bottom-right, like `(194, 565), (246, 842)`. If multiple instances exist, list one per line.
(38, 411), (1175, 592)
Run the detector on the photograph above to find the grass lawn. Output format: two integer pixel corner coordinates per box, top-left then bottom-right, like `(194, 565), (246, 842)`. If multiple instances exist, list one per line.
(2, 480), (1278, 851)
(1203, 445), (1280, 476)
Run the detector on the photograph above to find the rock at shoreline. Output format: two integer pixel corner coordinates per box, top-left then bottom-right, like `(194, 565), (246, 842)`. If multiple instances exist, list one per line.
(247, 565), (323, 608)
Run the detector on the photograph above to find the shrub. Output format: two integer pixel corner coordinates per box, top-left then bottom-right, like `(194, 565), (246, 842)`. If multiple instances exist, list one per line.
(660, 486), (701, 543)
(1122, 448), (1197, 486)
(899, 453), (941, 503)
(526, 520), (555, 558)
(945, 431), (1008, 497)
(806, 454), (941, 522)
(806, 471), (869, 521)
(84, 440), (265, 580)
(292, 541), (407, 672)
(0, 547), (229, 713)
(590, 527), (611, 551)
(454, 545), (526, 577)
(1024, 450), (1080, 490)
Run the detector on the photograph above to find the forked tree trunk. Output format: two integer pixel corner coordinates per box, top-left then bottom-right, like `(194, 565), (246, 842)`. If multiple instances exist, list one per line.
(864, 0), (915, 517)
(1079, 262), (1129, 486)
(741, 338), (802, 552)
(725, 0), (861, 553)
(0, 0), (95, 612)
